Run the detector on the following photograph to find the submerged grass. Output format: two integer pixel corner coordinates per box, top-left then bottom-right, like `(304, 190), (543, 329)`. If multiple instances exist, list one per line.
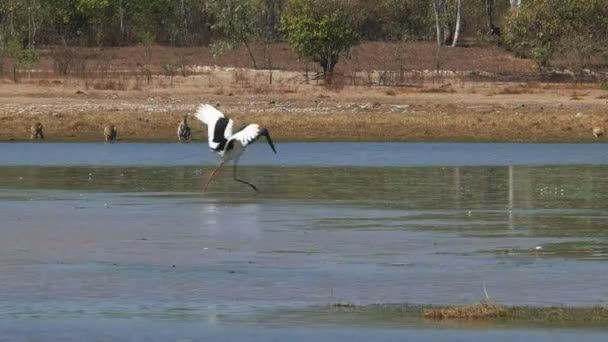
(316, 303), (608, 328)
(423, 302), (506, 319)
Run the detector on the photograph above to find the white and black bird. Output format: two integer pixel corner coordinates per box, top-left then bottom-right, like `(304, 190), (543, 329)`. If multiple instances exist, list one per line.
(194, 104), (277, 193)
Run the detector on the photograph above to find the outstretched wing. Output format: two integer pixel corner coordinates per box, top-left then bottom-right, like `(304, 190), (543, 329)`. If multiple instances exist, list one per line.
(229, 124), (277, 153)
(194, 104), (223, 125)
(231, 124), (261, 146)
(193, 104), (233, 151)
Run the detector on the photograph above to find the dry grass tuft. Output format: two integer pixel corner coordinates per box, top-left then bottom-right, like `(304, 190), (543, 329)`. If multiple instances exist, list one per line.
(497, 86), (532, 95)
(423, 303), (506, 320)
(570, 91), (588, 100)
(419, 87), (455, 94)
(92, 80), (126, 91)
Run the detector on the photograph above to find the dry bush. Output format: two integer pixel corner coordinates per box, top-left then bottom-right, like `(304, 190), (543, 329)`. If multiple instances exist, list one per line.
(323, 74), (349, 92)
(93, 80), (127, 91)
(157, 78), (171, 88)
(50, 46), (74, 75)
(96, 51), (113, 79)
(419, 87), (455, 93)
(498, 87), (528, 95)
(233, 70), (250, 84)
(251, 83), (271, 94)
(177, 54), (188, 77)
(385, 89), (397, 96)
(496, 84), (543, 95)
(132, 75), (143, 90)
(37, 79), (53, 86)
(162, 62), (178, 78)
(74, 59), (89, 79)
(141, 65), (153, 85)
(570, 91), (588, 100)
(276, 84), (298, 94)
(213, 87), (225, 95)
(423, 303), (506, 320)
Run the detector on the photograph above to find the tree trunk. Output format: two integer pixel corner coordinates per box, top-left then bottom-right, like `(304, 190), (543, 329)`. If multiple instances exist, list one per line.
(119, 0), (125, 36)
(13, 64), (18, 83)
(432, 0), (443, 47)
(451, 0), (462, 47)
(242, 39), (258, 69)
(27, 0), (38, 49)
(28, 3), (32, 49)
(440, 0), (452, 45)
(321, 45), (335, 85)
(485, 0), (494, 30)
(266, 0), (278, 41)
(510, 0), (521, 9)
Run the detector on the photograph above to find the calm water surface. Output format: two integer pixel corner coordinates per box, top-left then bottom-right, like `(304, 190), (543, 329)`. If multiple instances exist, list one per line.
(1, 143), (607, 340)
(1, 142), (608, 166)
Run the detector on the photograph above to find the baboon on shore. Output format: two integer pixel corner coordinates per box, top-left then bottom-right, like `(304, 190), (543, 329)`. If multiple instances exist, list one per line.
(177, 115), (191, 142)
(30, 122), (44, 139)
(104, 125), (117, 142)
(593, 126), (604, 138)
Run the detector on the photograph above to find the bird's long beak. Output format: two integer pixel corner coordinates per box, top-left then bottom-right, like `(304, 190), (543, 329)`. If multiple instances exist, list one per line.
(261, 128), (277, 154)
(267, 136), (277, 154)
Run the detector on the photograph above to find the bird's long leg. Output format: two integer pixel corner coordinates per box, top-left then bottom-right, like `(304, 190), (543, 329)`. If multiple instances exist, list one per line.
(233, 161), (259, 193)
(202, 161), (224, 192)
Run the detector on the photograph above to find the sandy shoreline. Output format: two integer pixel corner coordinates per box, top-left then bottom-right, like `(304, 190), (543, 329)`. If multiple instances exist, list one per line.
(0, 76), (606, 143)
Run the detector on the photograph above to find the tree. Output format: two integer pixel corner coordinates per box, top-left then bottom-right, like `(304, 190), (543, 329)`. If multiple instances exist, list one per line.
(431, 0), (460, 47)
(451, 0), (462, 47)
(484, 0), (501, 36)
(503, 0), (608, 70)
(5, 35), (39, 82)
(281, 0), (360, 81)
(208, 0), (263, 68)
(379, 0), (433, 40)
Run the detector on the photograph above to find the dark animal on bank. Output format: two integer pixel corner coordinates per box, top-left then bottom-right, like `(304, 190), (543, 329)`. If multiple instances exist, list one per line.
(593, 126), (604, 138)
(177, 115), (191, 142)
(30, 122), (44, 139)
(104, 125), (117, 142)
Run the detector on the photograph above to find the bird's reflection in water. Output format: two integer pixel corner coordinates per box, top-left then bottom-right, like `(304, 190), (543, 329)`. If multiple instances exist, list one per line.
(201, 202), (262, 241)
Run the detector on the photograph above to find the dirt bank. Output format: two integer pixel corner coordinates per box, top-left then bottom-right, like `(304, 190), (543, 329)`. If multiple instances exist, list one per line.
(0, 75), (607, 143)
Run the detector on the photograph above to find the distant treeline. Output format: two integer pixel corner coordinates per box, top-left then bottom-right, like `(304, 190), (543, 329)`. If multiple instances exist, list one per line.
(0, 0), (607, 78)
(0, 0), (512, 47)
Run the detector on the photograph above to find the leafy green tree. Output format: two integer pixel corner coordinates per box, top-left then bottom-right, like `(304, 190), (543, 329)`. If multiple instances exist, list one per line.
(281, 0), (360, 80)
(379, 0), (433, 40)
(5, 35), (39, 82)
(503, 0), (608, 70)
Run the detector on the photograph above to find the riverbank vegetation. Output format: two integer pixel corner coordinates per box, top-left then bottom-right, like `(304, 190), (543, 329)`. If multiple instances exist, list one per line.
(0, 0), (606, 83)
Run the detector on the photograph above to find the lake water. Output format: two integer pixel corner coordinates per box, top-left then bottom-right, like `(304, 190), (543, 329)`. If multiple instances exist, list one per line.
(1, 142), (607, 341)
(1, 142), (608, 166)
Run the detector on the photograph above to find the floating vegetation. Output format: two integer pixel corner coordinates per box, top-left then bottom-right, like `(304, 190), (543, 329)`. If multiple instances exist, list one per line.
(296, 303), (608, 328)
(489, 241), (608, 261)
(423, 303), (506, 319)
